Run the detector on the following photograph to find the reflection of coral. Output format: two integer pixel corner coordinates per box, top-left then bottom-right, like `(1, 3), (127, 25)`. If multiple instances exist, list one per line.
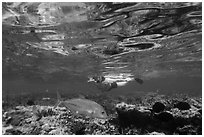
(37, 3), (64, 25)
(2, 2), (89, 26)
(27, 42), (70, 56)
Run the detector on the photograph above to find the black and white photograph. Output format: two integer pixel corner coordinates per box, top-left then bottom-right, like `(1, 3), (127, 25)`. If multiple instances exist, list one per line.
(2, 2), (202, 135)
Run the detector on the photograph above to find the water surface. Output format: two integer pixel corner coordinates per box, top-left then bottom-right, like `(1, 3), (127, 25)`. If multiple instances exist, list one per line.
(2, 2), (202, 101)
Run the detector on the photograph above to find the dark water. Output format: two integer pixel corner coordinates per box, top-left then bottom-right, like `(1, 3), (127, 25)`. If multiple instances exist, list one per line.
(2, 2), (202, 101)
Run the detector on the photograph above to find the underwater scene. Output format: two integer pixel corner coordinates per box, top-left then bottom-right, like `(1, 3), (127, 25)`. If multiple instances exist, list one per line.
(2, 2), (202, 135)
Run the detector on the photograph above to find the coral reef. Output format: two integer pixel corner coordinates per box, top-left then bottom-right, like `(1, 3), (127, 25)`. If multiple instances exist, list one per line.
(2, 93), (202, 135)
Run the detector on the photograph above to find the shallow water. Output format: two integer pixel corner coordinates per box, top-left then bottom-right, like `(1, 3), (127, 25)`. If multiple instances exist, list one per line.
(2, 2), (202, 102)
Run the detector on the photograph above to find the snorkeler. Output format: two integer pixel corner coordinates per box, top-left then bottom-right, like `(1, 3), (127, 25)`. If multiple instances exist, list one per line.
(88, 76), (117, 92)
(88, 75), (143, 92)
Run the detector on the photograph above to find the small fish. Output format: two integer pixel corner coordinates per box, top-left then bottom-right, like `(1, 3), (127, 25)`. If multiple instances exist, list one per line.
(134, 78), (144, 84)
(54, 92), (108, 119)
